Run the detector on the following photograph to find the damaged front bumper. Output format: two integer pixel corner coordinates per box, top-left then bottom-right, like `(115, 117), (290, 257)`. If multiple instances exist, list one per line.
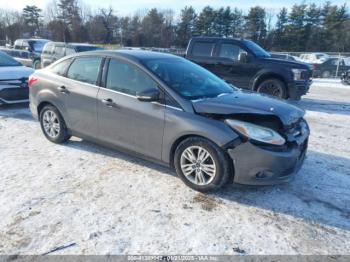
(227, 126), (309, 185)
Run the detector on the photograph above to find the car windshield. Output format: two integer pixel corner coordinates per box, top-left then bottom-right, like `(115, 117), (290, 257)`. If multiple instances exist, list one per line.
(143, 57), (235, 100)
(75, 45), (101, 52)
(30, 41), (49, 52)
(0, 52), (21, 66)
(243, 40), (270, 58)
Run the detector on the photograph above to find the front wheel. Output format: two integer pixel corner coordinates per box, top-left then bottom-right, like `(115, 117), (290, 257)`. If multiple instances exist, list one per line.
(33, 60), (41, 69)
(256, 79), (287, 99)
(40, 105), (71, 143)
(174, 137), (231, 192)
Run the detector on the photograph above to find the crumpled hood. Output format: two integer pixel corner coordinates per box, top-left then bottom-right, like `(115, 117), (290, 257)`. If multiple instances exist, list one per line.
(192, 91), (305, 127)
(0, 66), (34, 80)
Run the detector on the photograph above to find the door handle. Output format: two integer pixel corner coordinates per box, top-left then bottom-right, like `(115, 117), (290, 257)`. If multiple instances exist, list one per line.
(101, 98), (119, 108)
(57, 85), (69, 94)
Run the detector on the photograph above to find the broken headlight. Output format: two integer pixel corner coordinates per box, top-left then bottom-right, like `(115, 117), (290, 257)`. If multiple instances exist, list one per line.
(225, 119), (286, 146)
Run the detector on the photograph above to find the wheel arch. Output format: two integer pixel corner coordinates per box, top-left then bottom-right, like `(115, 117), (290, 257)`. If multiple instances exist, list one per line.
(169, 134), (234, 170)
(37, 100), (69, 130)
(169, 134), (235, 185)
(253, 73), (288, 91)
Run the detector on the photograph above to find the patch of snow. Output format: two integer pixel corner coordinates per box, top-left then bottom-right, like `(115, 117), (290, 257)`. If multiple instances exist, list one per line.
(0, 78), (350, 255)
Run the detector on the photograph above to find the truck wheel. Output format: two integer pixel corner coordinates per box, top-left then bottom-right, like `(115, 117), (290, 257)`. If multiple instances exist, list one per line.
(322, 71), (331, 78)
(33, 60), (41, 69)
(256, 79), (287, 99)
(174, 137), (231, 192)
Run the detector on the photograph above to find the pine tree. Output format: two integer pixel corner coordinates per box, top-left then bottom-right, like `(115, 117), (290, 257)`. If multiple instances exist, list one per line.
(176, 6), (196, 47)
(244, 6), (267, 45)
(196, 6), (216, 36)
(22, 5), (42, 36)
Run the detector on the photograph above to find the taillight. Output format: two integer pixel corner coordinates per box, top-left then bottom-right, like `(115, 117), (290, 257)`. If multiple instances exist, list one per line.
(28, 75), (38, 88)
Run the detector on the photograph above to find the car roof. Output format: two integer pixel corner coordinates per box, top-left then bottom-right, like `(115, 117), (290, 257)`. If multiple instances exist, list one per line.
(44, 42), (97, 46)
(75, 49), (182, 62)
(191, 36), (244, 41)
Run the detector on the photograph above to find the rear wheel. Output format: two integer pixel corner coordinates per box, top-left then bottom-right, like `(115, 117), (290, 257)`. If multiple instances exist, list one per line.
(33, 60), (41, 69)
(174, 137), (231, 192)
(256, 78), (287, 99)
(322, 70), (331, 78)
(39, 105), (71, 143)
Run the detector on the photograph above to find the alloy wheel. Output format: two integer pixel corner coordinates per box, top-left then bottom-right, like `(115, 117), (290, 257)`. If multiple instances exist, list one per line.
(180, 146), (216, 186)
(42, 110), (60, 138)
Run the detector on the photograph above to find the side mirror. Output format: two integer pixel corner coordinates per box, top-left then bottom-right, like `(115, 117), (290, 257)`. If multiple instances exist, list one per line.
(136, 88), (160, 102)
(238, 52), (248, 63)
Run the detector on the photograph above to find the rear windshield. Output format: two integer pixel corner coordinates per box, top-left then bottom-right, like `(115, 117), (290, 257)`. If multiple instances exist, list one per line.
(30, 40), (50, 52)
(75, 45), (101, 52)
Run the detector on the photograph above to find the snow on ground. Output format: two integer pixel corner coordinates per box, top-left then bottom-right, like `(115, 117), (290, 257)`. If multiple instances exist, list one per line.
(0, 80), (349, 255)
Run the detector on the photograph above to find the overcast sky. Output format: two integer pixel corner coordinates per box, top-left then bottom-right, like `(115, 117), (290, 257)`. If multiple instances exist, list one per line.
(7, 0), (344, 15)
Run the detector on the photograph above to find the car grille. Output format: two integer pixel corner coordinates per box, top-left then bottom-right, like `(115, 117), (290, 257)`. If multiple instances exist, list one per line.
(301, 70), (312, 80)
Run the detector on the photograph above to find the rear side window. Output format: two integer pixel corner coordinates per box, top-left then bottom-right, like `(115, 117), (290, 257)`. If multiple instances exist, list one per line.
(192, 42), (214, 57)
(67, 57), (102, 85)
(106, 59), (158, 95)
(54, 46), (65, 57)
(43, 43), (54, 55)
(50, 58), (72, 76)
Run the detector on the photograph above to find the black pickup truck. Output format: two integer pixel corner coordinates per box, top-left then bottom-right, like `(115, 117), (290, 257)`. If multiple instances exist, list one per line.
(0, 39), (50, 69)
(185, 37), (312, 100)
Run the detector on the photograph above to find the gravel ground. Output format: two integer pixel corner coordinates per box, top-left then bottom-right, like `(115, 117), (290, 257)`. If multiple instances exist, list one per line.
(0, 79), (349, 255)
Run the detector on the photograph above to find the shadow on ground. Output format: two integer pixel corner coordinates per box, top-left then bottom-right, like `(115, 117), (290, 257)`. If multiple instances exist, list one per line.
(0, 103), (35, 122)
(292, 98), (350, 115)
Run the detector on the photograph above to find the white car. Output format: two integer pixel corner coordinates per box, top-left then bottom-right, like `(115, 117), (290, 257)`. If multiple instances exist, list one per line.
(299, 53), (330, 64)
(0, 51), (34, 104)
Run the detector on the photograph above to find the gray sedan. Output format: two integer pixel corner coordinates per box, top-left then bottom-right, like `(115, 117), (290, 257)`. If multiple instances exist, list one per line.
(29, 50), (309, 192)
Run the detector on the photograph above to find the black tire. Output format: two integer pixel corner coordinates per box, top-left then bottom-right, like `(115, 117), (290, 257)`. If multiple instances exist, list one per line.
(256, 78), (287, 99)
(33, 60), (41, 69)
(174, 137), (231, 192)
(321, 71), (331, 78)
(39, 105), (71, 143)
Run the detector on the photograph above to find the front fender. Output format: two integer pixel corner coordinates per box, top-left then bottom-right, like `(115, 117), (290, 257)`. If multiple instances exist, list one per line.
(162, 109), (239, 164)
(250, 68), (290, 90)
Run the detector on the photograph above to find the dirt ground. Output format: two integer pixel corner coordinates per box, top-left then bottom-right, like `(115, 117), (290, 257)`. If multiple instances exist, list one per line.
(0, 79), (349, 255)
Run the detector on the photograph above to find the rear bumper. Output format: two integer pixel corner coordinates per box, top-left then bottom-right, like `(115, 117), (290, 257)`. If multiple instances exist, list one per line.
(227, 138), (308, 186)
(0, 85), (29, 104)
(288, 80), (312, 100)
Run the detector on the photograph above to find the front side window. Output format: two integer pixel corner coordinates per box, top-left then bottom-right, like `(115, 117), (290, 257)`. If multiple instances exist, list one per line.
(219, 43), (246, 60)
(67, 57), (102, 85)
(65, 47), (75, 55)
(106, 59), (158, 95)
(14, 40), (22, 49)
(144, 57), (235, 100)
(30, 41), (48, 52)
(192, 42), (214, 57)
(243, 40), (270, 58)
(50, 58), (72, 76)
